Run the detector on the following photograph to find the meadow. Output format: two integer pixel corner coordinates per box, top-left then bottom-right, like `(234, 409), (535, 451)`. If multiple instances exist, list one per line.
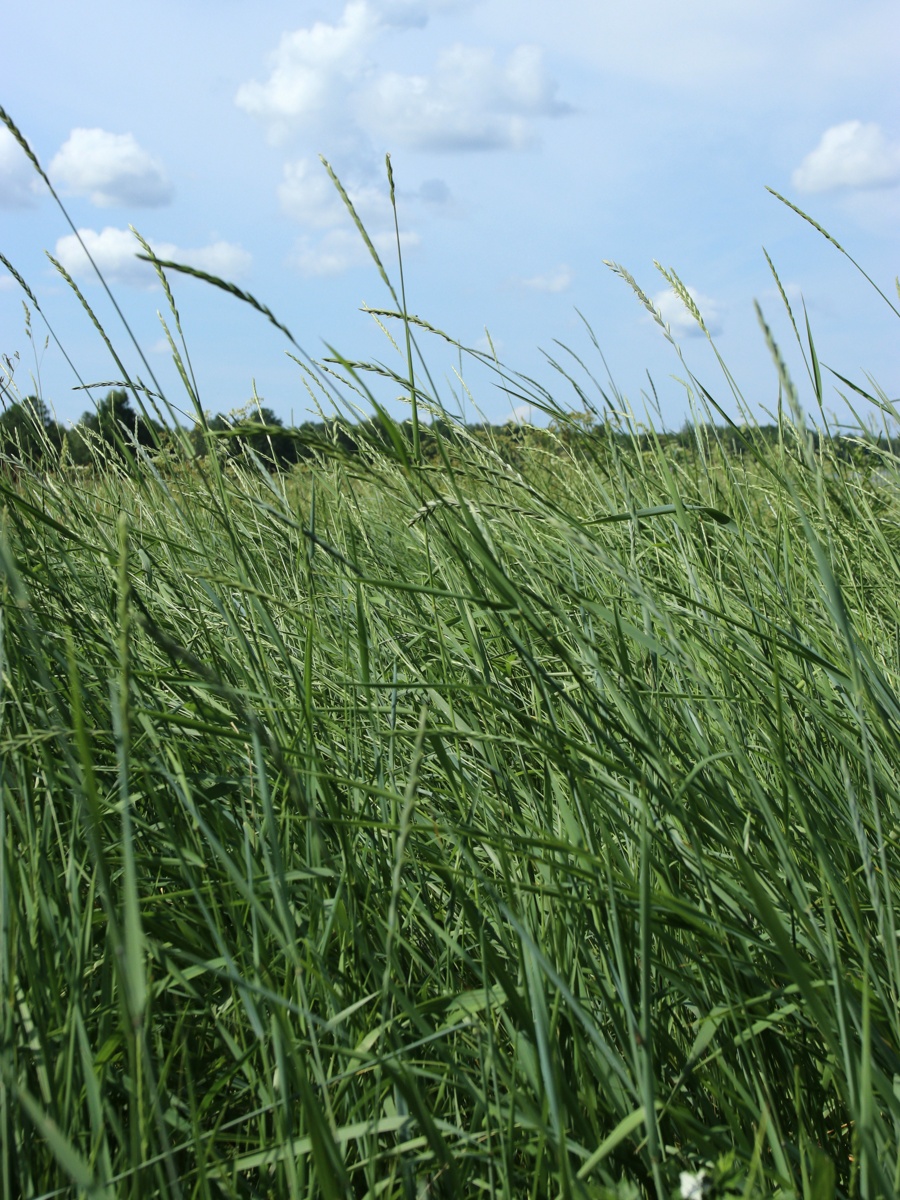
(2, 109), (900, 1198)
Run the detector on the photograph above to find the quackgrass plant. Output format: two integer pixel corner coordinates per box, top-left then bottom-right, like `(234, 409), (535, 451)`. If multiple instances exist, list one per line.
(2, 105), (900, 1198)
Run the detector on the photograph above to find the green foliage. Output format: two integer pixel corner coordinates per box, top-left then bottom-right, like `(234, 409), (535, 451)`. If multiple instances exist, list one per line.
(2, 381), (900, 1196)
(3, 104), (900, 1196)
(0, 394), (62, 466)
(69, 388), (161, 466)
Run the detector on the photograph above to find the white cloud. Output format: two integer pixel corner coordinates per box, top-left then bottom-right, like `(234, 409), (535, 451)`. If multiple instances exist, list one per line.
(289, 226), (419, 277)
(279, 158), (438, 281)
(278, 159), (343, 227)
(508, 402), (535, 423)
(236, 3), (572, 279)
(54, 227), (149, 285)
(0, 128), (41, 209)
(237, 6), (570, 152)
(356, 43), (569, 151)
(54, 227), (251, 287)
(175, 241), (253, 279)
(49, 129), (173, 208)
(235, 2), (378, 144)
(290, 230), (368, 276)
(278, 157), (394, 228)
(651, 286), (721, 338)
(791, 121), (900, 193)
(762, 280), (803, 304)
(474, 332), (503, 358)
(518, 264), (573, 293)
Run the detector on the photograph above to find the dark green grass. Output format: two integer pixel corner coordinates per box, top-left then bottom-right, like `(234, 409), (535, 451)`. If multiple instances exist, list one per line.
(2, 108), (900, 1197)
(2, 382), (900, 1198)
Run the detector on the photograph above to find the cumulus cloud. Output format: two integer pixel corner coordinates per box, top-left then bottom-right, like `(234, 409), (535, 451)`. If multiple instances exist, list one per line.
(237, 4), (570, 152)
(355, 43), (570, 151)
(54, 227), (251, 287)
(278, 159), (345, 227)
(279, 159), (454, 233)
(289, 226), (419, 276)
(651, 286), (721, 338)
(278, 157), (395, 228)
(169, 240), (253, 278)
(238, 2), (571, 278)
(518, 264), (573, 293)
(235, 2), (378, 144)
(49, 129), (173, 208)
(791, 121), (900, 193)
(0, 128), (41, 209)
(279, 158), (433, 275)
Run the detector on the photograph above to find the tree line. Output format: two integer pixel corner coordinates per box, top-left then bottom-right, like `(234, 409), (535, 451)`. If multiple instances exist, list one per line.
(0, 390), (330, 470)
(0, 388), (894, 473)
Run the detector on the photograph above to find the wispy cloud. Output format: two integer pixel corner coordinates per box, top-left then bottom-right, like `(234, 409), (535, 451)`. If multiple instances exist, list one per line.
(54, 227), (250, 287)
(650, 285), (721, 338)
(508, 401), (536, 423)
(0, 128), (41, 209)
(288, 226), (419, 277)
(355, 43), (570, 151)
(474, 332), (504, 359)
(278, 156), (421, 273)
(278, 157), (395, 228)
(791, 121), (900, 193)
(517, 264), (573, 293)
(50, 129), (173, 208)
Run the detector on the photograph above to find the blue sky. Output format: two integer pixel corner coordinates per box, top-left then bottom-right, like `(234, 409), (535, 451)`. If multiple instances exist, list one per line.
(2, 0), (898, 429)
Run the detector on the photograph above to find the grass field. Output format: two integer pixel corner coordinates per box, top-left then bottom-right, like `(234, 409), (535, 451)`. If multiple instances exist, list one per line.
(3, 109), (900, 1198)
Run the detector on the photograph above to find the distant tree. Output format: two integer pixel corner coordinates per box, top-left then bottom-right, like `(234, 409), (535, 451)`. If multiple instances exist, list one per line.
(192, 405), (302, 471)
(249, 407), (298, 468)
(75, 389), (161, 465)
(188, 411), (229, 462)
(0, 395), (62, 467)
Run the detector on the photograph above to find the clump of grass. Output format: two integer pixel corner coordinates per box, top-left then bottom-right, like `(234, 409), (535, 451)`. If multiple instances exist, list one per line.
(2, 109), (900, 1199)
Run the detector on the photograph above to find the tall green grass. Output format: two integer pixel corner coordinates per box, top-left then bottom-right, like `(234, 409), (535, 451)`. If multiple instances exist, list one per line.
(2, 109), (900, 1198)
